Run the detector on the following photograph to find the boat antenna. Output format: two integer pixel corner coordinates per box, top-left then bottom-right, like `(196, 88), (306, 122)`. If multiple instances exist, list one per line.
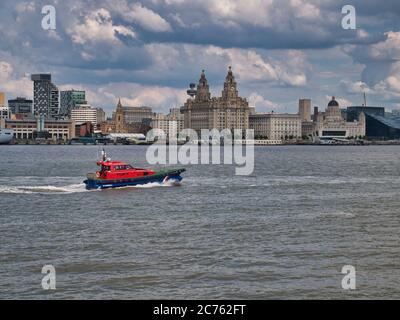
(102, 148), (107, 162)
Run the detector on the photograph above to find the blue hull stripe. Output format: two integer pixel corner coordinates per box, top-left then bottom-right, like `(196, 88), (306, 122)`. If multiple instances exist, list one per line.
(84, 173), (183, 190)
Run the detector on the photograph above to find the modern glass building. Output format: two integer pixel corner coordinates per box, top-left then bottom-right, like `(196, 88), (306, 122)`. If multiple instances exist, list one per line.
(60, 90), (87, 117)
(345, 106), (390, 138)
(364, 113), (400, 139)
(346, 106), (385, 122)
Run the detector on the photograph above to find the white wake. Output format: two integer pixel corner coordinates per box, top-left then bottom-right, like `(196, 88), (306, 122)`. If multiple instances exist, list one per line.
(0, 183), (88, 194)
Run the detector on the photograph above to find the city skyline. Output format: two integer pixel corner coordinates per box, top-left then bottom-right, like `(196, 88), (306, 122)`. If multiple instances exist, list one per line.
(0, 0), (400, 115)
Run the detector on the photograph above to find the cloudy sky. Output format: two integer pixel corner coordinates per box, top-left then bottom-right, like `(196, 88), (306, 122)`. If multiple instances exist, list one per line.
(1, 0), (400, 115)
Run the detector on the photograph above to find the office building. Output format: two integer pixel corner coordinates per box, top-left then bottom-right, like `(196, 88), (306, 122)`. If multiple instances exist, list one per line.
(71, 104), (98, 127)
(8, 97), (33, 117)
(96, 108), (106, 125)
(250, 113), (302, 140)
(151, 108), (184, 138)
(31, 74), (60, 118)
(121, 106), (154, 124)
(346, 106), (385, 122)
(5, 118), (75, 140)
(60, 90), (87, 117)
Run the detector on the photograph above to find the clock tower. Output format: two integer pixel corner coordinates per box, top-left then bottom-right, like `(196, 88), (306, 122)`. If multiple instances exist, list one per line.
(221, 66), (238, 101)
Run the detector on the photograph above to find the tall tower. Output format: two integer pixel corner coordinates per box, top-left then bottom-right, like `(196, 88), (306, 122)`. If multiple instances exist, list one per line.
(221, 66), (238, 101)
(195, 70), (211, 102)
(299, 99), (311, 122)
(115, 98), (125, 133)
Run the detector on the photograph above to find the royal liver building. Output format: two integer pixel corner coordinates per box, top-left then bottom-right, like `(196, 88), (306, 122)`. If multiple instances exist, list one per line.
(181, 67), (250, 132)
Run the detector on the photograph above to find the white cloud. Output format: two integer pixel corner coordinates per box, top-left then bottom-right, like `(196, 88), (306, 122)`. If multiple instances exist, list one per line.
(248, 92), (284, 111)
(68, 8), (135, 45)
(367, 31), (400, 61)
(0, 61), (32, 98)
(0, 61), (13, 81)
(120, 3), (172, 32)
(15, 1), (35, 13)
(343, 32), (400, 101)
(145, 43), (310, 87)
(204, 46), (309, 86)
(340, 80), (371, 94)
(59, 82), (186, 114)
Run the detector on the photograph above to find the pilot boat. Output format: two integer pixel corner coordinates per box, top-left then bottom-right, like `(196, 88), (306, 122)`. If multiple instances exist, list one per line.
(84, 149), (185, 190)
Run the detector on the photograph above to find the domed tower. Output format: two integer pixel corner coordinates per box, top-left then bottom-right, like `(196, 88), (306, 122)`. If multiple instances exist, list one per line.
(195, 70), (211, 102)
(325, 96), (342, 120)
(328, 96), (339, 108)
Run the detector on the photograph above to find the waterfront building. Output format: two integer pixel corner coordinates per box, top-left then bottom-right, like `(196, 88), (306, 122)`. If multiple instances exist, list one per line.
(75, 122), (93, 137)
(391, 109), (400, 117)
(59, 90), (87, 117)
(5, 117), (75, 140)
(70, 104), (98, 128)
(102, 99), (155, 134)
(31, 74), (60, 118)
(314, 97), (365, 138)
(299, 99), (311, 122)
(181, 67), (250, 133)
(8, 97), (33, 117)
(250, 112), (302, 140)
(363, 114), (400, 139)
(120, 106), (153, 124)
(96, 107), (106, 125)
(346, 106), (385, 122)
(151, 108), (184, 138)
(101, 99), (135, 133)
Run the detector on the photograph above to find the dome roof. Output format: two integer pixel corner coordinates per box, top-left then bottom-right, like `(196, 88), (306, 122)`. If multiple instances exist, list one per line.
(328, 96), (339, 107)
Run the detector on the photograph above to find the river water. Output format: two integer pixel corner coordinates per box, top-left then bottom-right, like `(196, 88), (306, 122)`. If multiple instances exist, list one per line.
(0, 145), (399, 299)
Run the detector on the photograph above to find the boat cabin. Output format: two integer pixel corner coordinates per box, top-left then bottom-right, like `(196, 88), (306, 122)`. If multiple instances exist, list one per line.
(95, 161), (155, 180)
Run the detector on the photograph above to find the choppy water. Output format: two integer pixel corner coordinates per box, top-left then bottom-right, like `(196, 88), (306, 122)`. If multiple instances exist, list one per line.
(0, 145), (400, 299)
